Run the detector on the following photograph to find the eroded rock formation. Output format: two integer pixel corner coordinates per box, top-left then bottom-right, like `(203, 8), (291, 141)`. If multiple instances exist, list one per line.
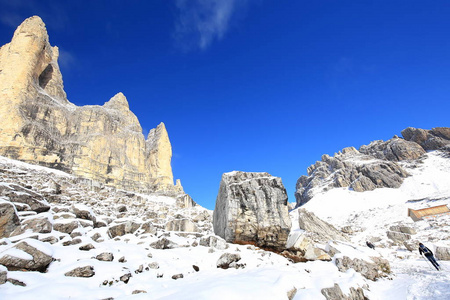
(295, 127), (450, 206)
(213, 171), (291, 250)
(0, 16), (180, 194)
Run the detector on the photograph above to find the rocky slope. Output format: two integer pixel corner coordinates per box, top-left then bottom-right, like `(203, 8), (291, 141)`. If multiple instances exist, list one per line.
(0, 16), (180, 195)
(295, 127), (450, 206)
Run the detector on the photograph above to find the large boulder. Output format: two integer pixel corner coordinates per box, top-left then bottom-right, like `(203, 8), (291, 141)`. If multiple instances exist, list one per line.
(0, 239), (53, 272)
(213, 171), (291, 250)
(0, 199), (20, 238)
(298, 209), (349, 243)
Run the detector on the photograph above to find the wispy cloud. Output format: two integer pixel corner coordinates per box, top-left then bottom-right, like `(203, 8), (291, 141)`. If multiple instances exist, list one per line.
(57, 48), (76, 70)
(173, 0), (247, 51)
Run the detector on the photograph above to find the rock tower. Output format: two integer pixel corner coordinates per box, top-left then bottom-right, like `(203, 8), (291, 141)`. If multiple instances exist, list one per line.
(0, 16), (181, 194)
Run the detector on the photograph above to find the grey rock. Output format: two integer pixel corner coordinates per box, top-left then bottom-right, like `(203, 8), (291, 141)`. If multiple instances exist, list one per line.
(435, 246), (450, 261)
(79, 244), (95, 251)
(295, 147), (409, 206)
(176, 194), (197, 209)
(287, 287), (297, 300)
(132, 290), (147, 294)
(387, 231), (411, 243)
(321, 284), (367, 300)
(150, 238), (178, 250)
(171, 273), (183, 280)
(96, 252), (114, 262)
(53, 220), (80, 234)
(12, 215), (53, 236)
(0, 267), (6, 285)
(148, 262), (159, 269)
(402, 127), (450, 150)
(140, 222), (157, 235)
(335, 256), (390, 281)
(389, 225), (416, 235)
(120, 273), (131, 283)
(0, 240), (53, 272)
(117, 205), (127, 212)
(0, 200), (20, 238)
(213, 171), (291, 250)
(72, 205), (96, 222)
(199, 235), (228, 250)
(298, 209), (349, 242)
(65, 266), (95, 277)
(216, 253), (241, 269)
(165, 217), (199, 232)
(39, 236), (59, 244)
(107, 221), (140, 238)
(7, 278), (27, 286)
(359, 138), (425, 161)
(0, 184), (50, 213)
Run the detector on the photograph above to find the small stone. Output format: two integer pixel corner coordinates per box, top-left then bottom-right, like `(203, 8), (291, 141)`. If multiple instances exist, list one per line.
(79, 244), (95, 251)
(65, 266), (95, 277)
(132, 290), (147, 294)
(120, 273), (131, 284)
(148, 262), (159, 269)
(96, 252), (114, 262)
(118, 256), (126, 263)
(193, 265), (199, 272)
(172, 273), (183, 280)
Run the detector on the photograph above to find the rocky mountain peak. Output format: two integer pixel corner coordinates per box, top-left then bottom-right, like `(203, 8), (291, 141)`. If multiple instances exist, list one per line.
(104, 92), (130, 111)
(0, 16), (183, 196)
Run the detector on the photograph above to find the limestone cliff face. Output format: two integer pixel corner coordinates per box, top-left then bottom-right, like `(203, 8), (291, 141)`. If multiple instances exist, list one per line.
(0, 16), (181, 194)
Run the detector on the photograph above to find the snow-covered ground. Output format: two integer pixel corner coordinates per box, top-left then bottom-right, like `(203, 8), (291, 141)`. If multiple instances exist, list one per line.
(0, 151), (449, 299)
(302, 150), (450, 299)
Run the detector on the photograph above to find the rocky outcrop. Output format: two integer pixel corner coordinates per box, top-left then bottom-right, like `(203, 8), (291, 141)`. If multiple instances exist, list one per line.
(359, 137), (426, 161)
(213, 171), (291, 250)
(0, 16), (182, 195)
(401, 127), (450, 151)
(295, 127), (450, 206)
(295, 146), (409, 206)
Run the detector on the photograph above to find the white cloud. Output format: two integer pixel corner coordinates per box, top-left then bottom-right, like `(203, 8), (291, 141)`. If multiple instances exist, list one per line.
(173, 0), (247, 51)
(57, 48), (76, 70)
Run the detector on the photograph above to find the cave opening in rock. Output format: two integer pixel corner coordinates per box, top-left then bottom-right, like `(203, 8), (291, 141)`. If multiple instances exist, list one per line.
(38, 64), (53, 88)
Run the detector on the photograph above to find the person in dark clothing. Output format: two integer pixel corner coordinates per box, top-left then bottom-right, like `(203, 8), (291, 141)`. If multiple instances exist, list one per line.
(419, 242), (440, 271)
(366, 241), (375, 250)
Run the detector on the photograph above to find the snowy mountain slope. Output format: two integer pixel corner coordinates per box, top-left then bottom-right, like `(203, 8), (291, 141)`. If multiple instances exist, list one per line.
(300, 150), (450, 299)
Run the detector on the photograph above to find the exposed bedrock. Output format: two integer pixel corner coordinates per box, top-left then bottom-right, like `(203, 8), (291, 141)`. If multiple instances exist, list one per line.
(0, 16), (182, 195)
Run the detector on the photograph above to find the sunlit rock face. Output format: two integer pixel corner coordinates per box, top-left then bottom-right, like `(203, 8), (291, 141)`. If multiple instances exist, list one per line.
(213, 171), (291, 251)
(0, 16), (180, 194)
(294, 127), (450, 207)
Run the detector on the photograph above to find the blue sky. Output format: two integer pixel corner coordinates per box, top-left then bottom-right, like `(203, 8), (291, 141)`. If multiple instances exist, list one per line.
(1, 1), (449, 210)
